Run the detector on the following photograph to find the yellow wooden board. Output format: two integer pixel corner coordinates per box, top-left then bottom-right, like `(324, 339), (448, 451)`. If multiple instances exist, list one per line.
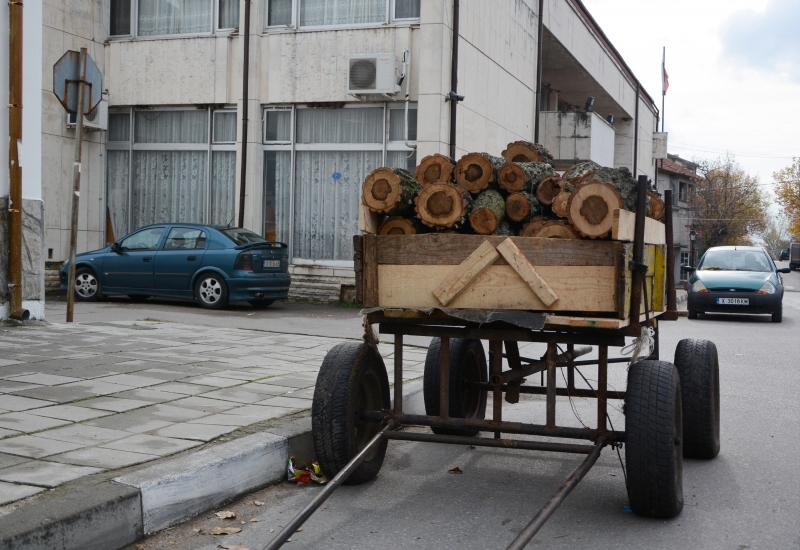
(612, 209), (666, 245)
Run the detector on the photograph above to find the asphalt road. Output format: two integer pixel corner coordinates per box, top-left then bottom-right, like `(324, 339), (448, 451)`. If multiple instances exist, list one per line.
(124, 264), (800, 550)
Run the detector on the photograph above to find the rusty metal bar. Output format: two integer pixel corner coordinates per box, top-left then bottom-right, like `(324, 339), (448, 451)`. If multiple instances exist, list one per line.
(491, 345), (592, 387)
(505, 437), (607, 550)
(491, 340), (503, 439)
(628, 175), (649, 326)
(503, 341), (522, 404)
(664, 189), (677, 314)
(597, 346), (608, 433)
(464, 381), (626, 401)
(7, 0), (28, 321)
(394, 334), (403, 416)
(567, 357), (630, 367)
(386, 431), (595, 455)
(545, 342), (557, 428)
(566, 344), (575, 391)
(66, 48), (88, 323)
(262, 424), (393, 550)
(439, 337), (450, 420)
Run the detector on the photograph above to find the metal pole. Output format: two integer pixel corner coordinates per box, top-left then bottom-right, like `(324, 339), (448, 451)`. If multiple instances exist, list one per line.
(533, 0), (545, 143)
(386, 431), (595, 455)
(545, 342), (557, 428)
(628, 175), (648, 325)
(237, 0), (251, 228)
(66, 48), (88, 323)
(597, 346), (607, 432)
(394, 334), (403, 417)
(664, 189), (677, 312)
(7, 0), (28, 321)
(661, 47), (666, 133)
(448, 0), (460, 160)
(632, 82), (639, 177)
(491, 340), (502, 439)
(505, 438), (607, 550)
(262, 426), (392, 550)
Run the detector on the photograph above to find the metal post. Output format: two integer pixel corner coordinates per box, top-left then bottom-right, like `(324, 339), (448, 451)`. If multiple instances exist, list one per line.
(664, 189), (677, 313)
(237, 0), (251, 228)
(394, 334), (403, 417)
(597, 346), (607, 432)
(533, 0), (545, 143)
(545, 342), (557, 428)
(491, 340), (502, 438)
(439, 337), (450, 420)
(66, 48), (88, 323)
(566, 343), (575, 392)
(7, 0), (28, 321)
(628, 175), (648, 325)
(448, 0), (460, 160)
(633, 82), (640, 177)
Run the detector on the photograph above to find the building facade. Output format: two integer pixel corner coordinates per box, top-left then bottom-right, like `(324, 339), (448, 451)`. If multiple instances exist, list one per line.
(37, 0), (660, 302)
(657, 154), (699, 285)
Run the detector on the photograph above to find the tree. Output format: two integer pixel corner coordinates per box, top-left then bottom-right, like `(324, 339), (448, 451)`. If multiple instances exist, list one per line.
(760, 215), (790, 259)
(773, 158), (800, 240)
(690, 155), (768, 253)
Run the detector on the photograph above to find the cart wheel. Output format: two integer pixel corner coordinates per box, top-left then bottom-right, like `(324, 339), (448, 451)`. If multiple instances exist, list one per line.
(423, 338), (488, 436)
(674, 339), (720, 459)
(625, 360), (684, 518)
(312, 342), (390, 485)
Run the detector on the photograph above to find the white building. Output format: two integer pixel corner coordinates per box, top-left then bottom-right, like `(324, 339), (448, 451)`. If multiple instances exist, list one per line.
(37, 0), (660, 302)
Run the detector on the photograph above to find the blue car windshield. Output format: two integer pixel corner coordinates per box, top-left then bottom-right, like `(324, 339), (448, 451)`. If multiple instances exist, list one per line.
(697, 249), (771, 272)
(219, 228), (268, 245)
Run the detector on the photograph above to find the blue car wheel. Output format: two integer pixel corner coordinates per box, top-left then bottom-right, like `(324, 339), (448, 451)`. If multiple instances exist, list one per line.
(195, 272), (229, 310)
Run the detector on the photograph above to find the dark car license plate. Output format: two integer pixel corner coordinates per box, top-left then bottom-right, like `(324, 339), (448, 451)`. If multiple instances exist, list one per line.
(716, 297), (749, 305)
(263, 260), (280, 268)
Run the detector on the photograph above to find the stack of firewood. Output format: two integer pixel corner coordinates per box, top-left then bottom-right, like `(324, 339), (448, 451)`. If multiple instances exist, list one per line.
(361, 141), (664, 240)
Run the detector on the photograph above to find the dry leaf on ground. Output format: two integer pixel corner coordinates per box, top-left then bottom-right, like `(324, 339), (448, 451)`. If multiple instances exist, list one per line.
(448, 467), (463, 474)
(209, 526), (243, 535)
(215, 511), (236, 519)
(250, 518), (260, 522)
(217, 545), (251, 550)
(269, 528), (275, 533)
(253, 500), (265, 506)
(502, 519), (512, 525)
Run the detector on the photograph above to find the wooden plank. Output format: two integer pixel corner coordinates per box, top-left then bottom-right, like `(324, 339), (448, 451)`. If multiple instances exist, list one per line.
(545, 315), (630, 329)
(612, 209), (666, 245)
(375, 234), (620, 266)
(363, 235), (379, 307)
(379, 265), (617, 311)
(496, 238), (558, 307)
(432, 240), (500, 306)
(358, 203), (379, 234)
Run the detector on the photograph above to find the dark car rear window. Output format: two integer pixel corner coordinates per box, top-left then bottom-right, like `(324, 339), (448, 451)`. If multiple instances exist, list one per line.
(698, 249), (772, 272)
(219, 228), (269, 246)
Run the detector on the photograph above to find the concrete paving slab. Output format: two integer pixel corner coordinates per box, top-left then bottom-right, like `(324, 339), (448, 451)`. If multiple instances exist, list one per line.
(0, 460), (104, 487)
(34, 424), (132, 446)
(257, 375), (316, 388)
(0, 395), (56, 412)
(0, 481), (45, 505)
(49, 447), (160, 469)
(147, 382), (215, 395)
(0, 427), (19, 439)
(0, 359), (22, 367)
(0, 412), (72, 433)
(134, 368), (196, 381)
(109, 388), (183, 403)
(0, 381), (42, 393)
(11, 381), (130, 403)
(0, 453), (29, 470)
(151, 423), (239, 442)
(165, 396), (239, 414)
(255, 396), (313, 409)
(25, 404), (114, 422)
(85, 412), (174, 434)
(0, 435), (85, 458)
(198, 387), (274, 404)
(94, 374), (167, 388)
(205, 369), (268, 381)
(179, 375), (246, 388)
(101, 434), (201, 457)
(6, 373), (83, 386)
(131, 403), (210, 423)
(74, 396), (155, 412)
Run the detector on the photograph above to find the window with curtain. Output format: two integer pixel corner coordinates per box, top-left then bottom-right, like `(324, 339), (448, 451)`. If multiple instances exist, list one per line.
(262, 105), (416, 263)
(266, 0), (419, 29)
(267, 0), (293, 26)
(110, 0), (132, 35)
(394, 0), (420, 19)
(137, 0), (212, 36)
(218, 0), (240, 29)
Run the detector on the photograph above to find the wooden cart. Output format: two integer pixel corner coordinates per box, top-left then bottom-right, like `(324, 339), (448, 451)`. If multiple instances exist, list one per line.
(264, 182), (721, 550)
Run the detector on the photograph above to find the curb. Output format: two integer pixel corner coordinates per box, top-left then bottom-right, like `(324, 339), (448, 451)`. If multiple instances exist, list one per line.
(0, 380), (424, 550)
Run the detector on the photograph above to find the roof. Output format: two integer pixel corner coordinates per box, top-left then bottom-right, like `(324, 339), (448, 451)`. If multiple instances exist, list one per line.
(658, 159), (702, 181)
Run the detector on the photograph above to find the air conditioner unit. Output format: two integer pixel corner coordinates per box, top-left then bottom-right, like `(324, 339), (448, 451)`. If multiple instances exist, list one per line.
(66, 97), (108, 132)
(347, 54), (401, 96)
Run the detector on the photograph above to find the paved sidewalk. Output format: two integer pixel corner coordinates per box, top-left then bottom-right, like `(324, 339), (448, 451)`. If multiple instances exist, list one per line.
(0, 320), (430, 509)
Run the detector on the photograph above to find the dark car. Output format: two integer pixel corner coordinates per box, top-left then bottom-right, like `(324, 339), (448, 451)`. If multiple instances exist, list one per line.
(682, 245), (790, 322)
(779, 248), (789, 261)
(61, 224), (290, 309)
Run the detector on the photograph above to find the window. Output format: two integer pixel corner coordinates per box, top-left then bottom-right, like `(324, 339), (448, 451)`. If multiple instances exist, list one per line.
(106, 108), (237, 238)
(262, 104), (416, 264)
(265, 0), (420, 29)
(109, 0), (239, 38)
(679, 181), (688, 202)
(679, 251), (689, 280)
(164, 228), (207, 249)
(120, 227), (166, 251)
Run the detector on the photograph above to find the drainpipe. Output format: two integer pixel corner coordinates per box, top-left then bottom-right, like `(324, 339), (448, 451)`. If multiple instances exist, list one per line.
(446, 0), (462, 160)
(534, 0), (544, 143)
(632, 81), (639, 177)
(402, 50), (415, 151)
(237, 0), (251, 228)
(8, 0), (29, 321)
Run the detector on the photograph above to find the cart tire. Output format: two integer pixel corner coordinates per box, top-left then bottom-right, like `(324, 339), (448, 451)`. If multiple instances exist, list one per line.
(673, 339), (720, 459)
(625, 360), (684, 518)
(423, 338), (488, 436)
(312, 342), (390, 485)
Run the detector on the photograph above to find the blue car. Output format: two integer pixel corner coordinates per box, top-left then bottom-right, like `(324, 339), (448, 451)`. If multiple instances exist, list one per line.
(60, 224), (290, 309)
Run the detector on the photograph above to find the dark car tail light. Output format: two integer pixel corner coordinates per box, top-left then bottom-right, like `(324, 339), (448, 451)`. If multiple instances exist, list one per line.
(234, 252), (253, 271)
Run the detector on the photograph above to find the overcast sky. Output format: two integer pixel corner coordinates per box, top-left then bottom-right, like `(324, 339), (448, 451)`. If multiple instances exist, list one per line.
(580, 0), (799, 202)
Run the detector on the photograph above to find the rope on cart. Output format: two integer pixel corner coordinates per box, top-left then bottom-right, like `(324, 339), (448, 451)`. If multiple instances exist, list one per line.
(620, 325), (655, 365)
(362, 315), (380, 353)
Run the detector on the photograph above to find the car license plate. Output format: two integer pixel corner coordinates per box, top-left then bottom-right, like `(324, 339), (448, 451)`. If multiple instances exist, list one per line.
(263, 260), (280, 268)
(717, 297), (749, 305)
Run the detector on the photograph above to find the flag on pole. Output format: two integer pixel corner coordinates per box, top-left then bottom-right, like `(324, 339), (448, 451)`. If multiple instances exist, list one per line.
(663, 66), (669, 95)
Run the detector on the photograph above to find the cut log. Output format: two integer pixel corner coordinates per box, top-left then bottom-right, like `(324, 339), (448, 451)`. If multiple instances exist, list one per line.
(520, 216), (549, 237)
(497, 161), (555, 193)
(415, 154), (456, 185)
(378, 217), (418, 235)
(533, 220), (579, 239)
(469, 189), (506, 235)
(362, 167), (421, 215)
(551, 190), (572, 218)
(454, 153), (505, 194)
(583, 166), (638, 212)
(563, 161), (601, 186)
(567, 182), (624, 239)
(493, 219), (514, 236)
(501, 141), (555, 166)
(505, 191), (540, 222)
(647, 192), (664, 220)
(535, 175), (567, 205)
(415, 182), (471, 229)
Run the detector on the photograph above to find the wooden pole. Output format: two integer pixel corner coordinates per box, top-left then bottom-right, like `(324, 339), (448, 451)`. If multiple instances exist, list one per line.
(66, 48), (88, 323)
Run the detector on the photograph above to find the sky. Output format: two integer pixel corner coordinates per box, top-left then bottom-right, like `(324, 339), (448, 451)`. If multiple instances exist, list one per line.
(580, 0), (800, 205)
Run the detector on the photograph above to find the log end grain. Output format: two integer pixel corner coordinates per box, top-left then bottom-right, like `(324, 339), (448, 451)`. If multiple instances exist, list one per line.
(415, 182), (468, 229)
(416, 154), (456, 185)
(497, 163), (526, 192)
(533, 220), (579, 240)
(455, 152), (502, 193)
(362, 167), (402, 213)
(536, 175), (564, 205)
(378, 216), (417, 235)
(567, 182), (624, 239)
(551, 190), (572, 218)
